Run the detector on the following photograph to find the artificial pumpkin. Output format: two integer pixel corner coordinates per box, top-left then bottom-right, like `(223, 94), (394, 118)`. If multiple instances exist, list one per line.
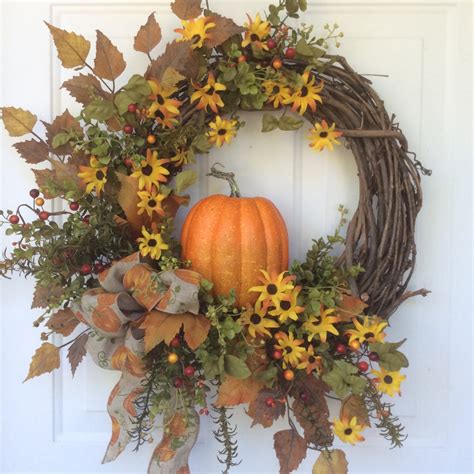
(180, 165), (289, 307)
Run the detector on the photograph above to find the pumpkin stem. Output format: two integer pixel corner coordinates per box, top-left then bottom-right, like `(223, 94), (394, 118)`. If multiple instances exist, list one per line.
(207, 163), (241, 198)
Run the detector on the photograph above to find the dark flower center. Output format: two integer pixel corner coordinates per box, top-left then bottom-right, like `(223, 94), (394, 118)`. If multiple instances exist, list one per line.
(250, 33), (259, 42)
(192, 34), (202, 44)
(286, 347), (293, 354)
(300, 86), (309, 97)
(250, 313), (261, 325)
(272, 85), (280, 94)
(96, 170), (105, 181)
(313, 316), (321, 325)
(308, 356), (316, 363)
(384, 375), (393, 384)
(267, 284), (278, 295)
(157, 95), (165, 105)
(280, 300), (291, 311)
(218, 128), (227, 136)
(142, 164), (153, 176)
(148, 239), (157, 247)
(148, 199), (157, 207)
(364, 332), (375, 339)
(344, 428), (353, 435)
(319, 131), (328, 138)
(207, 86), (215, 95)
(156, 110), (165, 120)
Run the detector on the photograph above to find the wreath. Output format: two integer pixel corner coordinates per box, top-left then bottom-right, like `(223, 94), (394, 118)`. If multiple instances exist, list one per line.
(0, 0), (430, 472)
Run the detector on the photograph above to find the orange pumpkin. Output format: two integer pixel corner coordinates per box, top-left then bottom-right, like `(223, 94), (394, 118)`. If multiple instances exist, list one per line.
(180, 166), (288, 307)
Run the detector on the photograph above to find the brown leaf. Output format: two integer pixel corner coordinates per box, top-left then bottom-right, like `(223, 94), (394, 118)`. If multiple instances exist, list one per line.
(45, 22), (91, 68)
(47, 308), (80, 337)
(247, 388), (285, 428)
(93, 30), (126, 81)
(215, 376), (263, 407)
(171, 0), (202, 20)
(31, 284), (63, 309)
(335, 294), (368, 322)
(62, 73), (109, 105)
(204, 14), (245, 49)
(43, 109), (82, 155)
(24, 342), (60, 382)
(13, 139), (50, 164)
(67, 333), (89, 376)
(340, 394), (371, 427)
(134, 13), (162, 54)
(312, 449), (348, 474)
(274, 429), (307, 474)
(146, 40), (200, 81)
(1, 106), (37, 137)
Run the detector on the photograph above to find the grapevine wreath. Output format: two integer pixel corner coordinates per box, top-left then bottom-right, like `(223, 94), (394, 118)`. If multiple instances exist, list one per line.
(0, 0), (431, 472)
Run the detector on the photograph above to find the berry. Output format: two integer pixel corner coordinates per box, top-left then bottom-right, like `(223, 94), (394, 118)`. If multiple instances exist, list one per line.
(238, 54), (247, 63)
(38, 211), (50, 221)
(8, 215), (20, 224)
(124, 157), (133, 168)
(299, 391), (310, 402)
(368, 351), (379, 362)
(272, 58), (283, 70)
(170, 336), (181, 348)
(167, 353), (179, 364)
(199, 407), (209, 415)
(35, 197), (45, 207)
(82, 215), (90, 224)
(285, 47), (296, 59)
(267, 38), (277, 49)
(69, 202), (80, 211)
(184, 365), (195, 377)
(349, 340), (361, 351)
(81, 263), (92, 275)
(146, 134), (156, 144)
(94, 263), (105, 274)
(272, 349), (283, 360)
(173, 377), (184, 388)
(127, 103), (138, 113)
(283, 369), (294, 381)
(358, 361), (369, 372)
(336, 343), (346, 354)
(123, 124), (134, 134)
(29, 189), (40, 199)
(265, 396), (275, 407)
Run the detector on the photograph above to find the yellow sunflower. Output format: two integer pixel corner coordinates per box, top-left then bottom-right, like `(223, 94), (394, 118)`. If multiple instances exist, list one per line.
(249, 269), (295, 307)
(136, 189), (166, 218)
(304, 307), (340, 343)
(191, 72), (226, 113)
(78, 156), (108, 195)
(239, 305), (279, 339)
(241, 13), (271, 50)
(372, 368), (406, 397)
(137, 226), (169, 260)
(346, 316), (388, 345)
(274, 331), (305, 367)
(285, 71), (323, 115)
(170, 149), (191, 167)
(208, 115), (238, 147)
(262, 79), (292, 108)
(269, 285), (305, 323)
(175, 16), (216, 49)
(152, 106), (180, 129)
(296, 345), (322, 374)
(131, 149), (170, 192)
(333, 417), (366, 445)
(147, 79), (182, 117)
(308, 120), (343, 152)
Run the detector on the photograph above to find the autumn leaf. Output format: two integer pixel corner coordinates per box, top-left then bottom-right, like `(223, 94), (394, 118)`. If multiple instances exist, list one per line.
(43, 109), (82, 155)
(93, 30), (126, 81)
(24, 343), (60, 382)
(45, 22), (91, 68)
(161, 67), (186, 90)
(67, 333), (89, 376)
(274, 429), (307, 474)
(13, 139), (49, 164)
(62, 73), (109, 105)
(171, 0), (202, 20)
(247, 389), (285, 428)
(335, 294), (368, 322)
(47, 308), (80, 337)
(204, 14), (245, 49)
(340, 394), (371, 427)
(1, 107), (37, 137)
(31, 284), (63, 308)
(215, 376), (263, 407)
(312, 449), (348, 474)
(134, 13), (162, 54)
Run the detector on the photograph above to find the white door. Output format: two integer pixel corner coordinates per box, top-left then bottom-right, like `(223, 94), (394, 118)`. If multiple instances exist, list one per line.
(1, 0), (472, 473)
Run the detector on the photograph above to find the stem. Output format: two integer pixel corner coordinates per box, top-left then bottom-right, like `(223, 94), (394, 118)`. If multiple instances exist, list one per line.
(206, 163), (241, 198)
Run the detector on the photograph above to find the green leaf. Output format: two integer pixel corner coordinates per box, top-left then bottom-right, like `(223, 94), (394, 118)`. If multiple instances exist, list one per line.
(51, 132), (71, 149)
(369, 339), (409, 371)
(298, 0), (307, 11)
(295, 38), (326, 60)
(223, 67), (237, 82)
(285, 0), (299, 14)
(123, 74), (151, 101)
(224, 354), (251, 379)
(174, 169), (198, 194)
(114, 91), (134, 115)
(192, 134), (212, 153)
(262, 113), (279, 132)
(322, 360), (367, 398)
(160, 67), (185, 89)
(278, 115), (304, 131)
(83, 98), (115, 121)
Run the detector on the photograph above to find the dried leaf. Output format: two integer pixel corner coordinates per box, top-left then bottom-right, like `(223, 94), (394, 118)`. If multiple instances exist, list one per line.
(204, 14), (245, 49)
(274, 429), (307, 474)
(67, 333), (89, 376)
(215, 376), (263, 407)
(43, 109), (82, 155)
(171, 0), (202, 20)
(31, 284), (63, 308)
(340, 394), (371, 427)
(335, 294), (368, 322)
(160, 67), (186, 89)
(13, 139), (49, 164)
(312, 449), (348, 474)
(93, 30), (126, 81)
(47, 308), (80, 337)
(62, 73), (109, 105)
(45, 22), (91, 68)
(134, 13), (162, 54)
(24, 343), (60, 382)
(1, 106), (37, 137)
(247, 389), (285, 428)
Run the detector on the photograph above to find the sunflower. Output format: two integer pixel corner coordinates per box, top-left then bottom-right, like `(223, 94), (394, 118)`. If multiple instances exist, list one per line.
(249, 270), (295, 307)
(304, 307), (340, 343)
(308, 120), (343, 152)
(333, 417), (366, 445)
(285, 71), (323, 115)
(78, 156), (108, 195)
(190, 72), (226, 113)
(372, 368), (406, 397)
(175, 16), (216, 49)
(147, 79), (182, 116)
(262, 79), (292, 108)
(296, 345), (322, 374)
(346, 316), (388, 345)
(208, 115), (238, 147)
(137, 226), (169, 260)
(153, 106), (180, 129)
(274, 331), (305, 367)
(241, 13), (271, 50)
(136, 189), (166, 218)
(269, 285), (305, 323)
(239, 305), (279, 339)
(170, 149), (191, 167)
(131, 149), (170, 192)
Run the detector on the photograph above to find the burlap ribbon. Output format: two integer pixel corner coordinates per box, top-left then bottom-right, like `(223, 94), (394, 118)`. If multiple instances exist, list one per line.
(72, 253), (201, 473)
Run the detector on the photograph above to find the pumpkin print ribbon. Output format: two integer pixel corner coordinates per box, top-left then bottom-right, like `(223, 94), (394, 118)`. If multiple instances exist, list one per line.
(71, 252), (204, 473)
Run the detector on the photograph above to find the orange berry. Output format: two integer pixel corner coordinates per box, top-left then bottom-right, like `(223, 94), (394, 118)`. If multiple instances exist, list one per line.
(147, 134), (156, 144)
(238, 54), (247, 63)
(35, 197), (45, 206)
(167, 353), (179, 364)
(283, 369), (294, 381)
(349, 340), (361, 351)
(273, 58), (283, 70)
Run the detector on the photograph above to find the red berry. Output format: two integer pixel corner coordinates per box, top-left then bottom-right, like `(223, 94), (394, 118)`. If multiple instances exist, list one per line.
(94, 263), (105, 274)
(272, 349), (283, 360)
(123, 124), (134, 134)
(127, 103), (138, 113)
(173, 377), (184, 388)
(29, 189), (40, 198)
(300, 391), (310, 402)
(82, 215), (90, 224)
(170, 336), (181, 348)
(265, 396), (275, 407)
(368, 352), (379, 362)
(69, 202), (80, 211)
(199, 407), (209, 415)
(285, 47), (296, 59)
(81, 263), (92, 275)
(8, 215), (20, 224)
(124, 157), (133, 168)
(38, 211), (50, 221)
(336, 343), (347, 354)
(267, 38), (277, 49)
(184, 365), (195, 377)
(358, 361), (369, 372)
